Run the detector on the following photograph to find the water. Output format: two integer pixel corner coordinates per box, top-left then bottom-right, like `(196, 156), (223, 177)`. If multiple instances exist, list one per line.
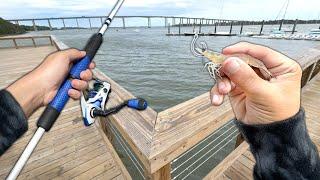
(28, 25), (319, 111)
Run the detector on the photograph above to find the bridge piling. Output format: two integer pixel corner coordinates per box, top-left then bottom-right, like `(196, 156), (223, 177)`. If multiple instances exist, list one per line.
(214, 22), (217, 33)
(178, 19), (181, 35)
(292, 19), (298, 34)
(88, 18), (92, 29)
(279, 19), (284, 31)
(193, 21), (196, 33)
(122, 17), (126, 29)
(100, 17), (103, 25)
(229, 21), (233, 34)
(62, 18), (66, 30)
(76, 18), (79, 28)
(47, 19), (52, 31)
(148, 17), (151, 28)
(165, 17), (168, 27)
(32, 19), (37, 31)
(240, 22), (243, 34)
(259, 20), (265, 35)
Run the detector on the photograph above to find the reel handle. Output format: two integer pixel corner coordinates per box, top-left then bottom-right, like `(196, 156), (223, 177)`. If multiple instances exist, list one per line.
(37, 33), (103, 131)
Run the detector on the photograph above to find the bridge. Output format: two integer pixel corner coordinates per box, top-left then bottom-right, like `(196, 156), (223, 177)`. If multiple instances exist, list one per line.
(7, 16), (239, 30)
(6, 16), (306, 33)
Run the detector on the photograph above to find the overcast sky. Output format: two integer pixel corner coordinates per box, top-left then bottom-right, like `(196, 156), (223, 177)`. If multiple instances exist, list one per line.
(1, 0), (320, 20)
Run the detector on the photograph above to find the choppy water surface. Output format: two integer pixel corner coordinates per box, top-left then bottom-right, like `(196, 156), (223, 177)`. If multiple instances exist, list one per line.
(32, 25), (319, 111)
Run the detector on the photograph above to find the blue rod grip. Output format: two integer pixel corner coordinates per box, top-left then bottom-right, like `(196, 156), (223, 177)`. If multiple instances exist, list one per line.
(70, 56), (91, 79)
(37, 33), (103, 131)
(49, 56), (91, 112)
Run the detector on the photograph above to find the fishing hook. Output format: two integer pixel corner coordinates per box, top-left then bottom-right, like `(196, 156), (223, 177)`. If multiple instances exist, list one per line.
(190, 34), (222, 82)
(190, 34), (208, 57)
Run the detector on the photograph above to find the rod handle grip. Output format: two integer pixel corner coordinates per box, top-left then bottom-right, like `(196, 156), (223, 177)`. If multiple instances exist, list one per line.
(37, 33), (103, 131)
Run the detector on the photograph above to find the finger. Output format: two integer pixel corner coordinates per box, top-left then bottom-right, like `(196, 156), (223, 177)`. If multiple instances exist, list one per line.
(68, 89), (81, 100)
(222, 42), (288, 68)
(80, 69), (93, 81)
(61, 48), (86, 62)
(210, 85), (224, 106)
(221, 57), (266, 95)
(89, 62), (96, 69)
(71, 79), (88, 91)
(217, 77), (232, 95)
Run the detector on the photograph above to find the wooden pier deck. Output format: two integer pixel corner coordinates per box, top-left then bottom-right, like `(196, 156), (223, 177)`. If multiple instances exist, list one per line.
(0, 41), (131, 179)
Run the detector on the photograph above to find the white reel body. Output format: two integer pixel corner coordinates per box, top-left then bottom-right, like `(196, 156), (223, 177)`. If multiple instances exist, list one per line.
(80, 81), (111, 126)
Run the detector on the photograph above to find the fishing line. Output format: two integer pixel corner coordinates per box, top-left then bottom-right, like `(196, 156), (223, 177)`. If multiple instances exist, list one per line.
(172, 129), (239, 179)
(171, 124), (236, 173)
(107, 121), (145, 179)
(180, 132), (239, 180)
(171, 120), (233, 163)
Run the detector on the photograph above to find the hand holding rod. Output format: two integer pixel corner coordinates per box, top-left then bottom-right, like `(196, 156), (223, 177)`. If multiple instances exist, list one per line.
(7, 0), (125, 179)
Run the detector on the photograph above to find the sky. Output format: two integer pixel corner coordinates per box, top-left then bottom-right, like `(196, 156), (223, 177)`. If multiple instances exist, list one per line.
(1, 0), (320, 21)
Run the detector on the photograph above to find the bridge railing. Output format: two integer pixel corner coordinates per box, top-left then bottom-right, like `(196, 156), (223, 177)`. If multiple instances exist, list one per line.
(50, 35), (320, 180)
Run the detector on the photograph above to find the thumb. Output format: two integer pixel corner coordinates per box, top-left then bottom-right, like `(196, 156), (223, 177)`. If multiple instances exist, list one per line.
(222, 57), (265, 94)
(62, 48), (86, 63)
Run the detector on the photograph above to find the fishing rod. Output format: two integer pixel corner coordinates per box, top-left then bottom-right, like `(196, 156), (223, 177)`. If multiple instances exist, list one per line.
(7, 0), (125, 179)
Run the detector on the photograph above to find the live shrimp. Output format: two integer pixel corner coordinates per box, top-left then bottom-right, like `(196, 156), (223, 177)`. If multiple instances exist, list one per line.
(190, 34), (272, 82)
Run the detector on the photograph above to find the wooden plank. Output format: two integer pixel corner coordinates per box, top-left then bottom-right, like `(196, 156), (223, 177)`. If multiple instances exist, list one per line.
(224, 166), (248, 180)
(234, 134), (244, 148)
(204, 142), (249, 180)
(150, 163), (171, 180)
(75, 162), (122, 180)
(150, 93), (234, 173)
(230, 160), (253, 179)
(237, 155), (255, 170)
(96, 118), (132, 180)
(94, 69), (157, 171)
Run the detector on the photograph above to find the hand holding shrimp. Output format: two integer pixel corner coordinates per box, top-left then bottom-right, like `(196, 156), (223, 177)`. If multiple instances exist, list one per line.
(191, 36), (302, 125)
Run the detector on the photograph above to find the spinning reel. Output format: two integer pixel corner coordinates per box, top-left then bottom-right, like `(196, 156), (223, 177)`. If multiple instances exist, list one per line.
(80, 79), (148, 126)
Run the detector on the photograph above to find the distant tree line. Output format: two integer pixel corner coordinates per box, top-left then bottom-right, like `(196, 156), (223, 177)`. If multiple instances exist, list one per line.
(0, 17), (59, 36)
(0, 18), (25, 35)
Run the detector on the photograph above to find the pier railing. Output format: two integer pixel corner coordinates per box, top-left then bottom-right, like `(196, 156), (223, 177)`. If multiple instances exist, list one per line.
(0, 36), (53, 49)
(50, 36), (320, 179)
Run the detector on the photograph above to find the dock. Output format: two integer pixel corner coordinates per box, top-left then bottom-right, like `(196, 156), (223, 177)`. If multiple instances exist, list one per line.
(0, 35), (320, 179)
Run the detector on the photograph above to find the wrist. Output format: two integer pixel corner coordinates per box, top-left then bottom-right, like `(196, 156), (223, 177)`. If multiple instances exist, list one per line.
(6, 71), (45, 117)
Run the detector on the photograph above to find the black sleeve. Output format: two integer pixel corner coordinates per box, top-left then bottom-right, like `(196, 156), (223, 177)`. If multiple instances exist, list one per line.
(0, 90), (28, 155)
(235, 108), (320, 180)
